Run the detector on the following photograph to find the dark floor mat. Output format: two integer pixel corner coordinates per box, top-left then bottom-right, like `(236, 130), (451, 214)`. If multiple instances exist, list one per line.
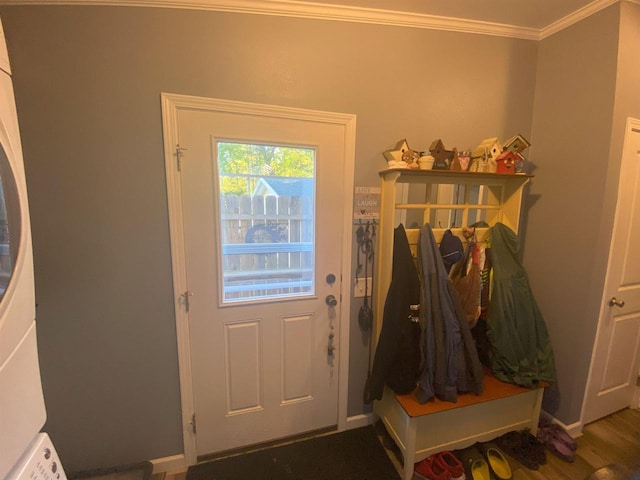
(186, 426), (400, 480)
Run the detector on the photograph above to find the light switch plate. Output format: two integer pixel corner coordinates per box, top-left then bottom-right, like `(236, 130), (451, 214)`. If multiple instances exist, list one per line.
(354, 277), (372, 298)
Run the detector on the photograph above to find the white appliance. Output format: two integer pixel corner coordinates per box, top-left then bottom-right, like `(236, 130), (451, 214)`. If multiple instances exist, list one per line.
(0, 17), (66, 480)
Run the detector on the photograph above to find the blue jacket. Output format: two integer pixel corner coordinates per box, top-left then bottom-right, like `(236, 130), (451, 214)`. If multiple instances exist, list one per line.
(417, 224), (484, 403)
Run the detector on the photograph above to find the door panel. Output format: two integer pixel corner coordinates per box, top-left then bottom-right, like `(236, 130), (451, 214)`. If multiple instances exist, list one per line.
(583, 119), (640, 424)
(601, 314), (640, 391)
(282, 314), (313, 401)
(176, 104), (349, 456)
(225, 319), (262, 414)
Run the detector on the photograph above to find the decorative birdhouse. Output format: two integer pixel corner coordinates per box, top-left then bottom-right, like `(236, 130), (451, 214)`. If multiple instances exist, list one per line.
(503, 134), (531, 172)
(429, 139), (455, 170)
(469, 152), (489, 173)
(471, 137), (502, 173)
(383, 139), (420, 169)
(503, 134), (531, 154)
(496, 150), (519, 174)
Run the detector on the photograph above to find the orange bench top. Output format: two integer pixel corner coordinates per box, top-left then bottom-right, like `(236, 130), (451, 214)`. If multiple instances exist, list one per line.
(394, 369), (548, 418)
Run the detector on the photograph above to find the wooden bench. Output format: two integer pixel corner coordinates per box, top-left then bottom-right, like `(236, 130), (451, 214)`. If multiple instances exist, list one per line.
(374, 370), (544, 480)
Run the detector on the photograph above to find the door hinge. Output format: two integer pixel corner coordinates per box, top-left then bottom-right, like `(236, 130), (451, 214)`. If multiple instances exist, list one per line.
(189, 413), (196, 434)
(180, 291), (194, 312)
(176, 144), (188, 171)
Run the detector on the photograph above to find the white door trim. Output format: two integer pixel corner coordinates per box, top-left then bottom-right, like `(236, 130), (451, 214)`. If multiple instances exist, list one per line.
(580, 116), (640, 427)
(161, 93), (355, 466)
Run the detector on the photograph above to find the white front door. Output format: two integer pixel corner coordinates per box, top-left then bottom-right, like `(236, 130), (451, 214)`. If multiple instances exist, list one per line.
(582, 118), (640, 424)
(163, 96), (355, 458)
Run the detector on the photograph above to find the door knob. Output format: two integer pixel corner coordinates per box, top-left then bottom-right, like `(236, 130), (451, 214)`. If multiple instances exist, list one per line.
(609, 297), (625, 308)
(325, 294), (338, 307)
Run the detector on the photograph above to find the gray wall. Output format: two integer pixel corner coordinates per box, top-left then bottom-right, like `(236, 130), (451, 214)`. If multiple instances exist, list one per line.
(0, 3), (557, 472)
(525, 2), (640, 425)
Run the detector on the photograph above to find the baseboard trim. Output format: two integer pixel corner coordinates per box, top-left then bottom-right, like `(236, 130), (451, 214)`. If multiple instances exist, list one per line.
(632, 384), (640, 409)
(150, 454), (187, 476)
(345, 412), (374, 429)
(66, 462), (153, 480)
(540, 410), (583, 438)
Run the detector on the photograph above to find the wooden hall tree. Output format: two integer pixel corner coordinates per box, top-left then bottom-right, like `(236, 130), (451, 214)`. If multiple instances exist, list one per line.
(371, 168), (544, 480)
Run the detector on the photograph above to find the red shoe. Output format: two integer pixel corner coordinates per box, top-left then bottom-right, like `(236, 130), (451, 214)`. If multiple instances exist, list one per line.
(414, 454), (450, 480)
(436, 451), (466, 480)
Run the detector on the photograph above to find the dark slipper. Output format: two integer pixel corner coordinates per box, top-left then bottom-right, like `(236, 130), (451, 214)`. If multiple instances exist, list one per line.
(549, 423), (577, 451)
(543, 433), (575, 463)
(496, 431), (539, 470)
(521, 431), (546, 465)
(460, 446), (492, 480)
(539, 420), (577, 451)
(478, 442), (512, 479)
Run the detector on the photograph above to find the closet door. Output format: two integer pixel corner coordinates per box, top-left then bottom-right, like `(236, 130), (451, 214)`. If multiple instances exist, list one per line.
(582, 118), (640, 424)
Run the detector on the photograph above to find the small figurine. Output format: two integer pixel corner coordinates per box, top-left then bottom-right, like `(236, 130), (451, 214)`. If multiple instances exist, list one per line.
(402, 149), (421, 169)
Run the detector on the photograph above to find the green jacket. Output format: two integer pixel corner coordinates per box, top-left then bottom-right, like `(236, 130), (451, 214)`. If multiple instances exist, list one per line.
(487, 223), (557, 387)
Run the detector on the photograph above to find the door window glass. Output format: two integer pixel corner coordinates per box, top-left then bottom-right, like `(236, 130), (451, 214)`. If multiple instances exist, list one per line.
(216, 141), (315, 303)
(0, 145), (21, 299)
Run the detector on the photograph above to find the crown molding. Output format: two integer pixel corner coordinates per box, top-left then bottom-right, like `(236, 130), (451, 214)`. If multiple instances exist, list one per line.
(0, 0), (541, 39)
(540, 0), (619, 39)
(0, 0), (622, 41)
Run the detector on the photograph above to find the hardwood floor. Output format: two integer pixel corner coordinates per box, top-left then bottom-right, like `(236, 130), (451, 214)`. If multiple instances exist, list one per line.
(544, 407), (640, 480)
(393, 408), (640, 480)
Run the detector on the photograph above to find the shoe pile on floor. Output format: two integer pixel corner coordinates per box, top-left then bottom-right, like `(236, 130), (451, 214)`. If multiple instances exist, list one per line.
(537, 420), (578, 462)
(414, 422), (577, 479)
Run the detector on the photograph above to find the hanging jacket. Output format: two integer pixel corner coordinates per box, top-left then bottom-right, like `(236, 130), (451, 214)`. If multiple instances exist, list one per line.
(450, 241), (482, 328)
(363, 225), (421, 403)
(487, 222), (557, 387)
(416, 224), (483, 403)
